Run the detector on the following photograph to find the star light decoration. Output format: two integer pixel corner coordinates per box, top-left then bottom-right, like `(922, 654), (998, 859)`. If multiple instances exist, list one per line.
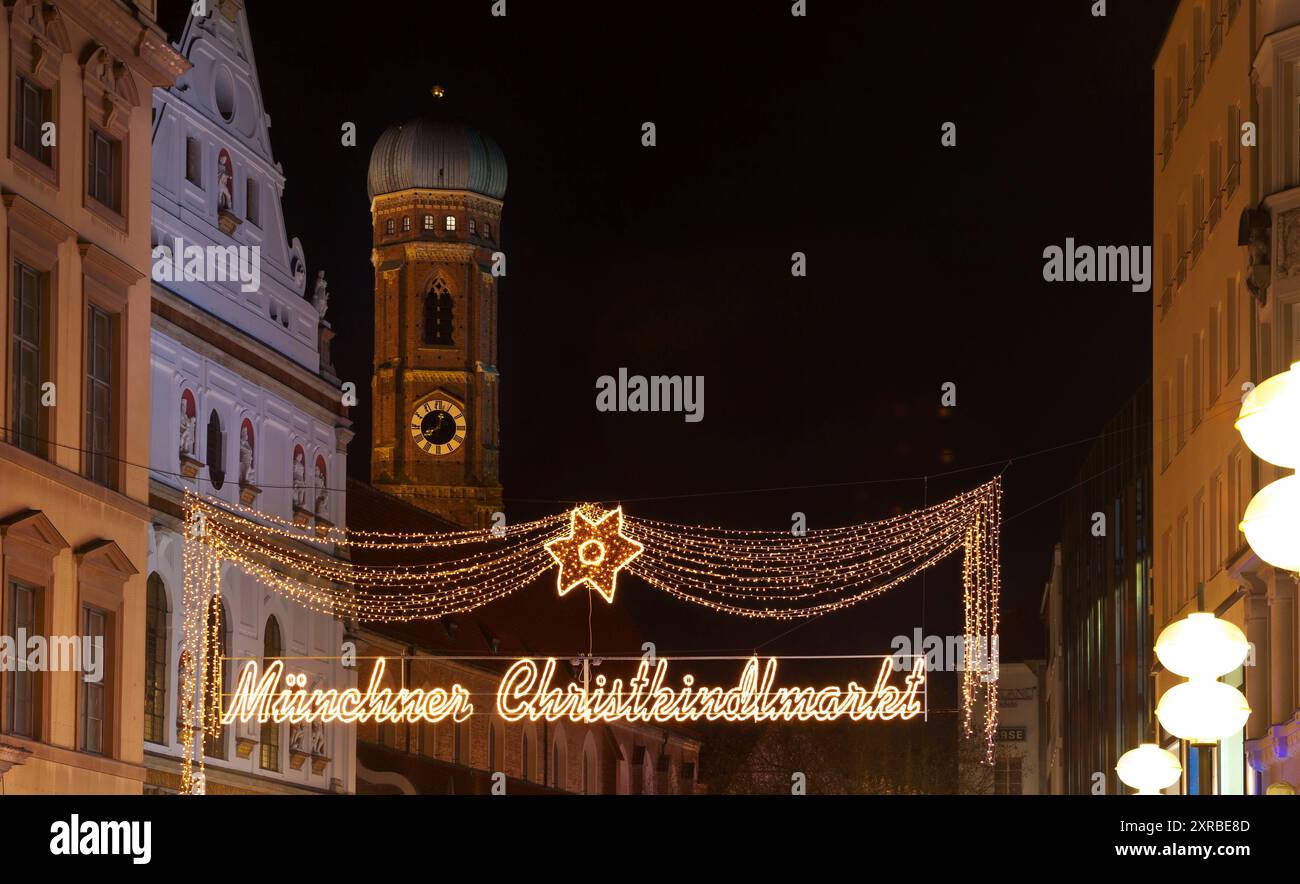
(545, 505), (644, 603)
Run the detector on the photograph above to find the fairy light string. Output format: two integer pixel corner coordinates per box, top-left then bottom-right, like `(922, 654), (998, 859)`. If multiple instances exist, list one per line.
(178, 479), (1004, 788)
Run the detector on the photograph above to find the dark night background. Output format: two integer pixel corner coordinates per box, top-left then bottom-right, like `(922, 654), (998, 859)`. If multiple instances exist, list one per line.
(159, 1), (1179, 683)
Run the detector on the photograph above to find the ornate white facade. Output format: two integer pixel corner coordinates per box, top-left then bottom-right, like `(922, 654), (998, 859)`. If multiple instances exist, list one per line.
(143, 1), (354, 794)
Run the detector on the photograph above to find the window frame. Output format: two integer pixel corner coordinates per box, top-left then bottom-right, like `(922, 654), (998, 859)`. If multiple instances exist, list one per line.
(144, 573), (169, 746)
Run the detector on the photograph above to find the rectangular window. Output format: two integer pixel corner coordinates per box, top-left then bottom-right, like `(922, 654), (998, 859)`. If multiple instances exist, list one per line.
(1176, 356), (1187, 451)
(87, 128), (121, 212)
(1208, 304), (1220, 400)
(402, 215), (411, 232)
(1191, 333), (1203, 429)
(1226, 106), (1241, 194)
(445, 215), (456, 232)
(1226, 281), (1239, 376)
(245, 177), (259, 225)
(80, 606), (107, 755)
(4, 580), (40, 738)
(15, 75), (52, 165)
(1160, 529), (1172, 620)
(10, 262), (46, 457)
(1209, 472), (1223, 576)
(1177, 510), (1189, 607)
(423, 214), (434, 231)
(1192, 490), (1205, 591)
(994, 755), (1023, 795)
(469, 218), (477, 234)
(185, 137), (201, 185)
(84, 304), (115, 488)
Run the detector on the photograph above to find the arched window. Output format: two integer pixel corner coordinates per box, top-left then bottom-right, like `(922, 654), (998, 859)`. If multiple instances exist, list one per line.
(144, 574), (168, 745)
(521, 727), (532, 781)
(582, 732), (599, 795)
(206, 411), (225, 490)
(259, 615), (282, 771)
(453, 719), (467, 765)
(551, 728), (567, 790)
(423, 278), (454, 346)
(488, 719), (504, 772)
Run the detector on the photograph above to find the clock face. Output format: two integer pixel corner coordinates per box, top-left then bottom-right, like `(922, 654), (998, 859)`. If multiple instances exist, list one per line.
(410, 399), (467, 456)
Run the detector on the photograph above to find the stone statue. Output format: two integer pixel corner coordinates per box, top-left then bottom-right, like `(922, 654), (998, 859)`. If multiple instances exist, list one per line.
(292, 450), (307, 509)
(311, 270), (330, 319)
(239, 423), (255, 484)
(180, 396), (196, 455)
(290, 722), (306, 753)
(311, 720), (326, 756)
(314, 461), (328, 518)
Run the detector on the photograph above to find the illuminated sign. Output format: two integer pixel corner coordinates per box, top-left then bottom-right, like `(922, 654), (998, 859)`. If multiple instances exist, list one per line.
(221, 655), (925, 726)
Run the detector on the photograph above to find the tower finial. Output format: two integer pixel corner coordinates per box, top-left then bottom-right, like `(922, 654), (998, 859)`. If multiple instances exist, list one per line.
(431, 85), (445, 100)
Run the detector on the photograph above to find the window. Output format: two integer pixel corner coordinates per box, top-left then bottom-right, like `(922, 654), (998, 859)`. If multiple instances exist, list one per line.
(453, 720), (466, 765)
(422, 214), (434, 231)
(207, 411), (225, 491)
(15, 75), (51, 165)
(423, 278), (454, 346)
(1226, 281), (1239, 376)
(994, 755), (1023, 794)
(84, 305), (115, 488)
(260, 616), (282, 771)
(11, 262), (46, 456)
(444, 215), (456, 232)
(80, 606), (107, 754)
(1209, 473), (1223, 577)
(488, 720), (502, 771)
(582, 749), (591, 794)
(1176, 357), (1187, 451)
(384, 218), (395, 235)
(522, 728), (531, 781)
(4, 580), (41, 738)
(144, 574), (168, 745)
(1191, 332), (1203, 429)
(245, 177), (259, 225)
(468, 218), (477, 234)
(483, 222), (491, 239)
(1208, 305), (1220, 400)
(402, 215), (411, 232)
(1159, 379), (1171, 470)
(185, 137), (201, 185)
(87, 128), (121, 212)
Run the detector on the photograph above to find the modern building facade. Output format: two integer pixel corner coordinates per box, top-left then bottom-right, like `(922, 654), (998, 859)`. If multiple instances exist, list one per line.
(142, 0), (354, 794)
(1154, 0), (1298, 795)
(0, 0), (185, 792)
(1055, 386), (1154, 794)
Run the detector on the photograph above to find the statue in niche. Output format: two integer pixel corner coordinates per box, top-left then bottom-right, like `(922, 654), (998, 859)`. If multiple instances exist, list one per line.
(239, 422), (255, 485)
(290, 721), (306, 753)
(311, 720), (326, 756)
(314, 461), (328, 519)
(292, 450), (307, 509)
(311, 271), (330, 319)
(217, 148), (233, 213)
(180, 394), (196, 455)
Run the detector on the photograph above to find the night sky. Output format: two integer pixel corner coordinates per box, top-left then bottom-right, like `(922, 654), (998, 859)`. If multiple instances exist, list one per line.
(158, 0), (1180, 668)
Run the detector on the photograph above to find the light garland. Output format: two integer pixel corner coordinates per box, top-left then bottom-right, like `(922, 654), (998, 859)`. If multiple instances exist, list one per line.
(178, 479), (1004, 788)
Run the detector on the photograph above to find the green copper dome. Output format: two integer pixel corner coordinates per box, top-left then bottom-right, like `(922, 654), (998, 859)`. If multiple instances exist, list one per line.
(367, 117), (507, 201)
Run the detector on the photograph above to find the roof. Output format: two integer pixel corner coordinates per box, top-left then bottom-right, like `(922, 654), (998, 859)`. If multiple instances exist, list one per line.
(367, 117), (508, 201)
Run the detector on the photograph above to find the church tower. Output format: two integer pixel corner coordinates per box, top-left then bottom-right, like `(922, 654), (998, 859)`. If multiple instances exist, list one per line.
(366, 105), (505, 527)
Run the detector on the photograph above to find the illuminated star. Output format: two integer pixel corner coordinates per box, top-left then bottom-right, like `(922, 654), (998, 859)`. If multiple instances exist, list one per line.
(545, 505), (643, 604)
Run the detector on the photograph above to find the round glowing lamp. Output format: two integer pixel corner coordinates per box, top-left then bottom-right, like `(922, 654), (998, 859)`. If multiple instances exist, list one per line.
(1116, 744), (1183, 794)
(1155, 679), (1250, 745)
(1235, 363), (1300, 468)
(1265, 781), (1296, 796)
(1154, 613), (1250, 679)
(1240, 476), (1300, 573)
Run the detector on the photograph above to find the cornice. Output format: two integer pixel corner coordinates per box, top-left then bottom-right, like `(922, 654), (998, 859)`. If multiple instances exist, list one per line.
(53, 0), (189, 87)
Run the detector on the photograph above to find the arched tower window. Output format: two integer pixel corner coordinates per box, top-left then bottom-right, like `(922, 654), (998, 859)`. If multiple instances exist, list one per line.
(423, 278), (454, 346)
(206, 411), (225, 490)
(260, 615), (282, 771)
(144, 574), (168, 745)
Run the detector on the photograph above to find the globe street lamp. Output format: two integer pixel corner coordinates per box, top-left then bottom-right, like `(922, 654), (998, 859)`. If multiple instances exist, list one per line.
(1235, 361), (1300, 573)
(1116, 744), (1183, 795)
